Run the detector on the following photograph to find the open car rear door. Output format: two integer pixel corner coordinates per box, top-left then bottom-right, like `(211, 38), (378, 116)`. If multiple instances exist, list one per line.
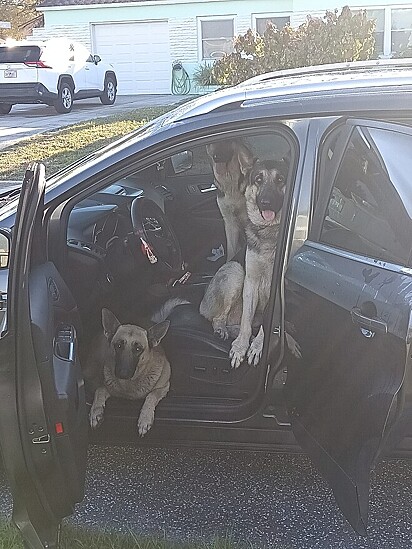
(0, 164), (88, 548)
(284, 120), (412, 535)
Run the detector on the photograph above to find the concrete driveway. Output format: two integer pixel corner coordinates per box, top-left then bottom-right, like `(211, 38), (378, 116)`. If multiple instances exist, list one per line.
(0, 94), (192, 150)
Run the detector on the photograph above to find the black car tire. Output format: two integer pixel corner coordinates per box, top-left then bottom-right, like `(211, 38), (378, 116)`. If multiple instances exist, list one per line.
(100, 77), (117, 105)
(0, 103), (12, 114)
(54, 83), (73, 114)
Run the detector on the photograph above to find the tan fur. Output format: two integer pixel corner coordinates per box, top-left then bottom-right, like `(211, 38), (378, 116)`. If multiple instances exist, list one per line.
(85, 309), (170, 437)
(206, 139), (254, 260)
(200, 159), (301, 368)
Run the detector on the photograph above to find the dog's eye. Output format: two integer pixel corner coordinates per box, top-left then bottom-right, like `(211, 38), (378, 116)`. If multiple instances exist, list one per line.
(255, 174), (263, 184)
(115, 340), (124, 350)
(134, 343), (143, 353)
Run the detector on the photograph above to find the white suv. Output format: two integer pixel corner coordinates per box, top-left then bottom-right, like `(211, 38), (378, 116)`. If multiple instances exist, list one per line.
(0, 38), (117, 114)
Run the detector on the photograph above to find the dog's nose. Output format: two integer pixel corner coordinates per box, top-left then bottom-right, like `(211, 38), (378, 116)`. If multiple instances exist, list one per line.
(259, 199), (272, 210)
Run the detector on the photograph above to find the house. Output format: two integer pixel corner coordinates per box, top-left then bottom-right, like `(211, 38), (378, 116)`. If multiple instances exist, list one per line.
(33, 0), (412, 95)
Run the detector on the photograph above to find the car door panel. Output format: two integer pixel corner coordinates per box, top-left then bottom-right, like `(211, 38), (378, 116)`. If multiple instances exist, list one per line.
(0, 164), (87, 549)
(284, 120), (412, 535)
(285, 244), (409, 534)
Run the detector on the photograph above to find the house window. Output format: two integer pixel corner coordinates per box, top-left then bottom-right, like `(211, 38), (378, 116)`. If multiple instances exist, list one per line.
(200, 18), (234, 60)
(391, 9), (412, 55)
(365, 9), (385, 56)
(255, 15), (290, 35)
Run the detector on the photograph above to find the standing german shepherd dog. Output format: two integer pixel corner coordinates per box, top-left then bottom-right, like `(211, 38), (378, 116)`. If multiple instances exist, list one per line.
(85, 308), (171, 436)
(206, 139), (254, 261)
(200, 158), (300, 368)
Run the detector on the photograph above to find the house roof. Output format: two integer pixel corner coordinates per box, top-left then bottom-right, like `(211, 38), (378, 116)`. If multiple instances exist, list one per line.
(39, 0), (161, 7)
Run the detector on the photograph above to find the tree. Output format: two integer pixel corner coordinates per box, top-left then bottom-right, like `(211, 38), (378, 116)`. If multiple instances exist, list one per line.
(212, 6), (376, 86)
(0, 0), (39, 40)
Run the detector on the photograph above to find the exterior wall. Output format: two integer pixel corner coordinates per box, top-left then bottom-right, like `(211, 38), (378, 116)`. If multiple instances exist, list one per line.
(34, 0), (412, 94)
(35, 0), (292, 92)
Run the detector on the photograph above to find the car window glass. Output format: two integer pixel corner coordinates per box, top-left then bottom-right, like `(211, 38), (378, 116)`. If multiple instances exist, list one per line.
(319, 126), (412, 266)
(74, 43), (92, 63)
(167, 133), (290, 178)
(0, 46), (41, 63)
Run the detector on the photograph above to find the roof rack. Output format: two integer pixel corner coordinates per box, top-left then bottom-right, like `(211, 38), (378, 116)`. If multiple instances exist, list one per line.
(238, 58), (412, 86)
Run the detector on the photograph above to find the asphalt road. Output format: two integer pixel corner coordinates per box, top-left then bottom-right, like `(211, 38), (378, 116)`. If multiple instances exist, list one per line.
(0, 94), (191, 150)
(1, 445), (411, 548)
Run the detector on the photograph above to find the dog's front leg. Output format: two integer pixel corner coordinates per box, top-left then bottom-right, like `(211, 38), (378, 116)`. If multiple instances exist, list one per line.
(225, 221), (241, 262)
(90, 386), (110, 429)
(246, 325), (264, 366)
(137, 383), (170, 437)
(229, 275), (258, 369)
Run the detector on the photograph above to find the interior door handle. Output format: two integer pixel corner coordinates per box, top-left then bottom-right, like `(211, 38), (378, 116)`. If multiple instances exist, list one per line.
(351, 307), (388, 335)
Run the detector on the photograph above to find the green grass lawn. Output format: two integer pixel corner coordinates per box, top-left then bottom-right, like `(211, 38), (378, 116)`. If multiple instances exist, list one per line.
(0, 521), (250, 549)
(0, 106), (175, 182)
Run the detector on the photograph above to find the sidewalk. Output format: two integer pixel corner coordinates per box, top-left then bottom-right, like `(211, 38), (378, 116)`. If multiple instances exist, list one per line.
(0, 94), (193, 151)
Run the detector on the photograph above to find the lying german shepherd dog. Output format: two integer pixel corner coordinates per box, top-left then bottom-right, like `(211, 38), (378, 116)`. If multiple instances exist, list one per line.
(206, 139), (254, 261)
(200, 158), (300, 368)
(84, 308), (172, 437)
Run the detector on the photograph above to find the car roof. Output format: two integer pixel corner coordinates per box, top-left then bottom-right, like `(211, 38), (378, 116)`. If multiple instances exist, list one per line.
(168, 60), (412, 123)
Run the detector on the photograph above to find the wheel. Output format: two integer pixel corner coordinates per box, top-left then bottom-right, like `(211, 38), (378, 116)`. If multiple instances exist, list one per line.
(54, 82), (73, 113)
(100, 77), (116, 105)
(0, 103), (12, 114)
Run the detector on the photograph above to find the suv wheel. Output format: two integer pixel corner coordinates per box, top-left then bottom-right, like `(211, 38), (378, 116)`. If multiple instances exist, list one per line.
(100, 77), (117, 105)
(54, 83), (73, 114)
(0, 103), (12, 115)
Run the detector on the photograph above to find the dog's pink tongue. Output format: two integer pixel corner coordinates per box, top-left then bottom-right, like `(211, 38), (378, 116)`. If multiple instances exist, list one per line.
(261, 210), (275, 222)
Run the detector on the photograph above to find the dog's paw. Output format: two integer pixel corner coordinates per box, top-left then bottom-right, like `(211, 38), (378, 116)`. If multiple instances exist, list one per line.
(89, 406), (104, 429)
(286, 332), (302, 359)
(247, 342), (262, 366)
(247, 326), (264, 367)
(137, 411), (154, 437)
(229, 337), (248, 369)
(212, 319), (229, 340)
(214, 326), (229, 340)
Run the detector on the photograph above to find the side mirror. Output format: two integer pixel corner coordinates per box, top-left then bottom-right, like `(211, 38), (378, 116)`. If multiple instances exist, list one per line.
(170, 150), (193, 174)
(0, 229), (10, 269)
(93, 54), (101, 65)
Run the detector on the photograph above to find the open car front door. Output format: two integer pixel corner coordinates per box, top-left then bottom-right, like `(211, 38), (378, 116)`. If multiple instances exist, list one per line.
(284, 120), (412, 535)
(0, 164), (88, 548)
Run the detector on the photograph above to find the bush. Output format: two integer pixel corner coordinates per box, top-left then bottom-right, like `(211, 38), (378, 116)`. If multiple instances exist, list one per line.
(192, 62), (219, 87)
(212, 6), (376, 86)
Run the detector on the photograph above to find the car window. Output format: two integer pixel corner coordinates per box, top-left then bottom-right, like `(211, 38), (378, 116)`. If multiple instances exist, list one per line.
(319, 125), (412, 266)
(168, 133), (291, 177)
(0, 46), (41, 63)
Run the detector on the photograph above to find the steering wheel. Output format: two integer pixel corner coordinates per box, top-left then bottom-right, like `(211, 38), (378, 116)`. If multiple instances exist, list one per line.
(130, 197), (183, 272)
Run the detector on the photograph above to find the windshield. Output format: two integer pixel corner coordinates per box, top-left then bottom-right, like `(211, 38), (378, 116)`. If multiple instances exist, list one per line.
(0, 45), (41, 64)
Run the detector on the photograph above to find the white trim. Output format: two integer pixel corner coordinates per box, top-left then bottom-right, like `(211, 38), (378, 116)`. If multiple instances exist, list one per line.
(251, 12), (291, 33)
(197, 15), (236, 62)
(39, 0), (236, 12)
(91, 17), (168, 26)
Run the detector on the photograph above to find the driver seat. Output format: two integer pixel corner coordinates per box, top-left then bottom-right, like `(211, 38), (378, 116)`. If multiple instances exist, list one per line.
(160, 300), (254, 400)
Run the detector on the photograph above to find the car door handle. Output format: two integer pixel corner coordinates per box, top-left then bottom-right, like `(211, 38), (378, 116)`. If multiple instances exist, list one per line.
(350, 307), (388, 335)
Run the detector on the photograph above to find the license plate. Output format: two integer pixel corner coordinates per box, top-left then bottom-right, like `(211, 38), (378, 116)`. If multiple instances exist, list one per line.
(4, 69), (17, 78)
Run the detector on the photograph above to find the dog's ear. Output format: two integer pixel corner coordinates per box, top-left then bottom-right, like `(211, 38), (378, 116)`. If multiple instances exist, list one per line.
(102, 308), (121, 341)
(147, 320), (170, 348)
(237, 146), (254, 176)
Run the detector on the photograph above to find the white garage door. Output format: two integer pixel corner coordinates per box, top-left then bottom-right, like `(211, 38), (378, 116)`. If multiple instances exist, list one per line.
(93, 21), (171, 95)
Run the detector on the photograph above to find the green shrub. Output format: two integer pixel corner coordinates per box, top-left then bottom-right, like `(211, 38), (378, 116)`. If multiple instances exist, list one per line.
(212, 6), (376, 86)
(192, 62), (219, 87)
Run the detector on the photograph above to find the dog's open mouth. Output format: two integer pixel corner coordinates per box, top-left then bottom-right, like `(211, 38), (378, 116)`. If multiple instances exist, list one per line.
(260, 209), (276, 222)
